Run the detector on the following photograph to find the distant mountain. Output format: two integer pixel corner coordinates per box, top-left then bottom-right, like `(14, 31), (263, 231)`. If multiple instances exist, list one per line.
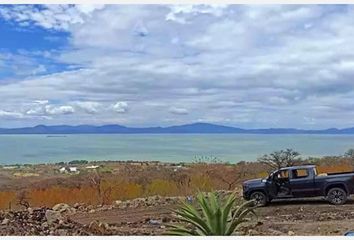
(1, 123), (354, 134)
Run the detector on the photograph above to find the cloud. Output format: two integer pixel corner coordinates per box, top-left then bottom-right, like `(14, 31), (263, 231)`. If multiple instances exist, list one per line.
(0, 110), (23, 119)
(2, 5), (354, 128)
(112, 102), (128, 113)
(0, 5), (104, 31)
(166, 4), (227, 24)
(169, 107), (189, 115)
(33, 100), (49, 105)
(45, 105), (75, 115)
(26, 101), (75, 116)
(75, 101), (101, 114)
(26, 105), (46, 115)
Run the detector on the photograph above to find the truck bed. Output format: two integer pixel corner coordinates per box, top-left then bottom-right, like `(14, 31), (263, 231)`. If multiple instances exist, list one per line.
(325, 171), (354, 176)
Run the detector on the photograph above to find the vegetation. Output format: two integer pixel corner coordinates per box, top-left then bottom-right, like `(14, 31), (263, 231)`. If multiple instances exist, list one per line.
(257, 148), (301, 170)
(166, 192), (256, 236)
(68, 160), (89, 165)
(345, 149), (354, 159)
(0, 149), (353, 210)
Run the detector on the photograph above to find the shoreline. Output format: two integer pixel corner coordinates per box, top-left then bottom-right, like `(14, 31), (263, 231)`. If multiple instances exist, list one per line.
(0, 159), (232, 168)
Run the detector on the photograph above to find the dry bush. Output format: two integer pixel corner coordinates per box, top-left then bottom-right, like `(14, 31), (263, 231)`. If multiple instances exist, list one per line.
(107, 179), (143, 201)
(0, 191), (16, 209)
(0, 158), (353, 210)
(146, 179), (179, 196)
(190, 174), (213, 192)
(16, 190), (30, 208)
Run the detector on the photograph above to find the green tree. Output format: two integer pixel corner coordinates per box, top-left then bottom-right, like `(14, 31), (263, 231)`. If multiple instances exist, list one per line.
(166, 192), (256, 236)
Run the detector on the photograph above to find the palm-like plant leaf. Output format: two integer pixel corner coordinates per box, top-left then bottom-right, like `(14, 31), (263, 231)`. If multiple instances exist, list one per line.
(165, 191), (257, 236)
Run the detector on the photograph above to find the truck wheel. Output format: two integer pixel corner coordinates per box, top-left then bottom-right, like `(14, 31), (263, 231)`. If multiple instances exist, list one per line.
(250, 191), (267, 207)
(327, 187), (347, 205)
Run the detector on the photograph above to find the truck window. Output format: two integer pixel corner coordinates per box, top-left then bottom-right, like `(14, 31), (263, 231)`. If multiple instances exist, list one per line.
(291, 169), (309, 179)
(276, 170), (289, 180)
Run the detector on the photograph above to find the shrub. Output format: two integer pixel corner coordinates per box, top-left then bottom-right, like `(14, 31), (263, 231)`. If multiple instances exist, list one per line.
(146, 179), (179, 196)
(166, 192), (256, 235)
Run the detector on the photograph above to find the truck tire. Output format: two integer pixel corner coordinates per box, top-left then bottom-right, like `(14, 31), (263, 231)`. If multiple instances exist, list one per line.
(327, 187), (347, 205)
(250, 191), (267, 207)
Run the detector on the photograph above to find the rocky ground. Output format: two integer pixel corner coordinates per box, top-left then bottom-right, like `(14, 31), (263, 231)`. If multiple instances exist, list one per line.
(1, 194), (354, 235)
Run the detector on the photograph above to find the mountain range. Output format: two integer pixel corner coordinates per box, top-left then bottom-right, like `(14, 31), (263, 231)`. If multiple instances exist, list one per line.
(1, 123), (354, 134)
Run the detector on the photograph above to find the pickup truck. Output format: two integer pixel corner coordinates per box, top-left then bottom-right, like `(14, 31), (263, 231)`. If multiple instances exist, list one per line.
(242, 165), (354, 206)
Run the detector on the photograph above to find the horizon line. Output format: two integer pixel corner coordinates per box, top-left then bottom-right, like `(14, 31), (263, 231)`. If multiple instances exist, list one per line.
(0, 122), (352, 131)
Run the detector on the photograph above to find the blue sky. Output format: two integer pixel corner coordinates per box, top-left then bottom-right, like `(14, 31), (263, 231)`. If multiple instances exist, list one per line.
(1, 4), (354, 129)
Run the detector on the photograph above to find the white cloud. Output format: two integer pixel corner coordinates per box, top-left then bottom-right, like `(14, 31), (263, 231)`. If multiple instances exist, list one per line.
(26, 102), (75, 116)
(33, 100), (49, 105)
(169, 107), (189, 115)
(2, 5), (354, 128)
(45, 105), (75, 115)
(166, 4), (227, 23)
(0, 110), (23, 119)
(75, 101), (101, 114)
(0, 5), (105, 31)
(112, 102), (128, 113)
(26, 106), (46, 115)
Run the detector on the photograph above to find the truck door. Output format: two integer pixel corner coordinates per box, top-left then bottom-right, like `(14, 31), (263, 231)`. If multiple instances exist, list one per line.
(268, 169), (291, 198)
(289, 168), (316, 197)
(267, 171), (278, 198)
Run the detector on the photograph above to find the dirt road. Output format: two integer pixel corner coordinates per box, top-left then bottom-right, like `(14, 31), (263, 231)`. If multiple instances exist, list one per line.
(70, 197), (354, 235)
(253, 198), (354, 235)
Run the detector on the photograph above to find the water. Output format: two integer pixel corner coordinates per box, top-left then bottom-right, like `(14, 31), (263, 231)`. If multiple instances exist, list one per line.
(0, 134), (354, 164)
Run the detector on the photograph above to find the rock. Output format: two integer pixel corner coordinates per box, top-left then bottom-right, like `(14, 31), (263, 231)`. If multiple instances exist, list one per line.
(267, 228), (285, 235)
(1, 218), (10, 225)
(52, 203), (71, 213)
(248, 229), (259, 235)
(41, 222), (49, 228)
(45, 210), (62, 225)
(288, 231), (295, 236)
(27, 208), (33, 214)
(88, 220), (110, 234)
(88, 221), (99, 231)
(148, 219), (161, 225)
(57, 229), (68, 236)
(89, 209), (96, 213)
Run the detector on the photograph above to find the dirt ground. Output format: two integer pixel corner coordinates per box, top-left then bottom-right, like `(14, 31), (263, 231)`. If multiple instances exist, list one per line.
(253, 197), (354, 236)
(70, 197), (354, 236)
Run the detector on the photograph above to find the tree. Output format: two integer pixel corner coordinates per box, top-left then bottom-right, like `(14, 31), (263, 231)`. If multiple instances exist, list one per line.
(206, 164), (245, 190)
(16, 190), (30, 208)
(89, 170), (111, 205)
(166, 192), (256, 236)
(258, 149), (301, 170)
(345, 149), (354, 158)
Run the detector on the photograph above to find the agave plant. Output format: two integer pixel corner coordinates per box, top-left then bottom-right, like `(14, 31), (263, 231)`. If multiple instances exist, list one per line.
(166, 192), (256, 236)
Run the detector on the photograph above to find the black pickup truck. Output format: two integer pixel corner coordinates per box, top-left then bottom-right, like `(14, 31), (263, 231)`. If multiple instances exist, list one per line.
(243, 165), (354, 206)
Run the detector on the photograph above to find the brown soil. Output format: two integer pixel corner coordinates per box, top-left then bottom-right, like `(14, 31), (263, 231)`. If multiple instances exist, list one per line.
(71, 205), (178, 235)
(252, 197), (354, 235)
(70, 197), (354, 236)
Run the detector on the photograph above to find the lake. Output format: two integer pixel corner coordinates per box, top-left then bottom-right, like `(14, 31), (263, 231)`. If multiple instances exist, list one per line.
(0, 134), (354, 164)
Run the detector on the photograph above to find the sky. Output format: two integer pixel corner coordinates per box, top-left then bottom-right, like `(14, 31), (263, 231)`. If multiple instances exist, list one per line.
(0, 4), (354, 129)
